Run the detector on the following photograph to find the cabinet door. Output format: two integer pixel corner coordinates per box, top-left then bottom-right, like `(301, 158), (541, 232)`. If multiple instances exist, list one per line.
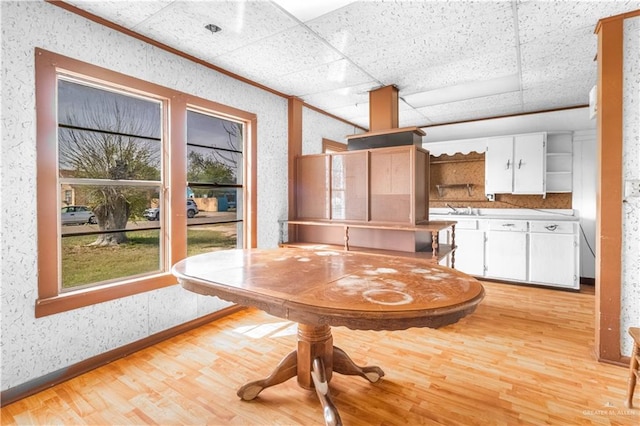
(485, 136), (514, 194)
(485, 230), (527, 281)
(513, 133), (545, 194)
(529, 233), (578, 288)
(331, 151), (367, 220)
(370, 148), (411, 223)
(454, 229), (485, 276)
(296, 155), (329, 219)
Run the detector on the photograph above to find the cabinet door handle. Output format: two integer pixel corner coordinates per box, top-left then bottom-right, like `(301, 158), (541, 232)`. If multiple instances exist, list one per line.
(545, 224), (558, 231)
(502, 223), (515, 227)
(506, 159), (511, 170)
(518, 159), (523, 169)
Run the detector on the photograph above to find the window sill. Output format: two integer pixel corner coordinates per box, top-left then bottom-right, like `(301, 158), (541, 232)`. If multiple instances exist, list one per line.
(35, 273), (177, 318)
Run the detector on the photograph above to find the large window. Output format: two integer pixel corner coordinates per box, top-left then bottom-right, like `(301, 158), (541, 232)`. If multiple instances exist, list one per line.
(35, 49), (256, 317)
(58, 78), (164, 290)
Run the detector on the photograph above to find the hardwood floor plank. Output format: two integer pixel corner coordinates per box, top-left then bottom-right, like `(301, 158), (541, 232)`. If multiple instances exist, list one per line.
(2, 281), (639, 425)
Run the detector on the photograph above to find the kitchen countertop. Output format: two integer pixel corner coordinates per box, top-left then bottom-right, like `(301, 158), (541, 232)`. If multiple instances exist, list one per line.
(429, 208), (579, 222)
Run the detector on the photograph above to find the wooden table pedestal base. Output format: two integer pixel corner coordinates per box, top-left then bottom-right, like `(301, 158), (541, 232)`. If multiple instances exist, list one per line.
(237, 324), (385, 426)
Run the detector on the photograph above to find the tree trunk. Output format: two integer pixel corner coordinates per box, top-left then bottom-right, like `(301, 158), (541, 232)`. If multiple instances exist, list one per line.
(90, 190), (130, 246)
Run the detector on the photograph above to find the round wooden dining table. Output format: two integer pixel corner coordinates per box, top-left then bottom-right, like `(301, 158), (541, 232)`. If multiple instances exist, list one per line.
(172, 247), (484, 426)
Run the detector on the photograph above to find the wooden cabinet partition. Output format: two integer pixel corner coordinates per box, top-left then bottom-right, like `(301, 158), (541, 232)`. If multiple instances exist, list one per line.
(296, 145), (429, 224)
(289, 145), (455, 263)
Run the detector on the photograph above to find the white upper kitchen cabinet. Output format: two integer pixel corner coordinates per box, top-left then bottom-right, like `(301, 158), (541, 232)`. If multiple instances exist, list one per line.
(485, 133), (546, 197)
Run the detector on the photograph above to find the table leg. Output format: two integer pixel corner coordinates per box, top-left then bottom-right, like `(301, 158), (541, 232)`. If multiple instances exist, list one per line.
(333, 346), (385, 383)
(311, 357), (342, 426)
(237, 324), (382, 426)
(236, 349), (298, 400)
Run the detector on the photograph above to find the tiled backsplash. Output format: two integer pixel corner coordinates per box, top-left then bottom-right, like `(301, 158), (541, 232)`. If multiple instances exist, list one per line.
(429, 153), (572, 210)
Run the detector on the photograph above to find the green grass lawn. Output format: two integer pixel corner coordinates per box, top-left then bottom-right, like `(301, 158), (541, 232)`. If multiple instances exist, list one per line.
(61, 228), (237, 289)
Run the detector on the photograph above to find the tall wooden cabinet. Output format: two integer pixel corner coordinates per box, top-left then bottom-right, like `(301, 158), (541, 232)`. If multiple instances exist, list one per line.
(287, 145), (455, 262)
(296, 145), (429, 225)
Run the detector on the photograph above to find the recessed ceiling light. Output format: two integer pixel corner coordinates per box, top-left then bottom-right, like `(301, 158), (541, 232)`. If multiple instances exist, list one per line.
(205, 24), (222, 34)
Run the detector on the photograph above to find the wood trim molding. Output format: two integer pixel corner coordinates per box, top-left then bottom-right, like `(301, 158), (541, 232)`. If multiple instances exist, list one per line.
(248, 117), (258, 248)
(595, 16), (624, 364)
(1, 305), (246, 407)
(322, 138), (347, 153)
(288, 97), (304, 222)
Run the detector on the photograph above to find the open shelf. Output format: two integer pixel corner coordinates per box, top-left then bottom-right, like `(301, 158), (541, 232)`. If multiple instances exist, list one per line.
(280, 241), (455, 262)
(436, 183), (474, 198)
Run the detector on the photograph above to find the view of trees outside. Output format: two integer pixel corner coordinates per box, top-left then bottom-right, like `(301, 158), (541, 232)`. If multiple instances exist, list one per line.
(58, 78), (161, 246)
(56, 78), (244, 290)
(186, 110), (242, 200)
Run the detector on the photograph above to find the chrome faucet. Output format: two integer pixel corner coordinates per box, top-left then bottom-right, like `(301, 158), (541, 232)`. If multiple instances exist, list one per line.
(445, 203), (459, 214)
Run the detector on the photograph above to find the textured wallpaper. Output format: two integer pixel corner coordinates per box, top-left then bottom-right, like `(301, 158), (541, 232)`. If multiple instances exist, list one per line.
(302, 107), (361, 155)
(0, 1), (342, 391)
(621, 16), (640, 357)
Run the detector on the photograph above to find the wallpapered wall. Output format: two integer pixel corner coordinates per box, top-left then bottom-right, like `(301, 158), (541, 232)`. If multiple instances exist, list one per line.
(0, 1), (351, 392)
(621, 16), (640, 356)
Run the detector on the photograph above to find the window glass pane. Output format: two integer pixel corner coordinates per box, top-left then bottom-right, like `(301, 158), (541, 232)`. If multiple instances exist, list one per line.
(58, 79), (162, 181)
(60, 185), (162, 290)
(61, 229), (161, 290)
(58, 79), (161, 139)
(186, 110), (243, 251)
(187, 146), (242, 186)
(60, 184), (161, 231)
(187, 110), (243, 152)
(187, 224), (238, 256)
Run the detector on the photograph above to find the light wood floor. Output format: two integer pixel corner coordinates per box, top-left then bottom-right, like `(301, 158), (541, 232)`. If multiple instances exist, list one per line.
(3, 281), (639, 425)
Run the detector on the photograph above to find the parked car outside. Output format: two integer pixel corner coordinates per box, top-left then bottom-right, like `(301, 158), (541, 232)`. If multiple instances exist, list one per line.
(61, 205), (97, 225)
(144, 199), (199, 221)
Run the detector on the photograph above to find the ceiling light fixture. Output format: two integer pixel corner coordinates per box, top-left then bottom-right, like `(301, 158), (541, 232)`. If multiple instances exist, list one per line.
(205, 24), (222, 34)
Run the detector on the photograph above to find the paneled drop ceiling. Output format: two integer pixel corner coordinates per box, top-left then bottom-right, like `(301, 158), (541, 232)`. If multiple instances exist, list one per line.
(63, 0), (640, 129)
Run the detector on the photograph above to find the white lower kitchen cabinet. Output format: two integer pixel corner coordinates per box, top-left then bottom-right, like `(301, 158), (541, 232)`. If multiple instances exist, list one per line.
(452, 229), (485, 276)
(528, 222), (580, 289)
(438, 220), (485, 275)
(433, 213), (581, 290)
(485, 223), (528, 281)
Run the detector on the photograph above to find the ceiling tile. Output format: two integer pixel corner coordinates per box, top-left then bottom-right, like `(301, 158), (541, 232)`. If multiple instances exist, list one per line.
(398, 108), (432, 128)
(324, 102), (370, 121)
(308, 1), (513, 57)
(522, 77), (594, 107)
(300, 82), (379, 110)
(269, 59), (375, 97)
(213, 25), (344, 82)
(522, 61), (596, 90)
(273, 0), (355, 22)
(520, 27), (597, 70)
(393, 51), (519, 97)
(121, 1), (298, 61)
(418, 91), (523, 121)
(65, 0), (173, 28)
(517, 0), (640, 45)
